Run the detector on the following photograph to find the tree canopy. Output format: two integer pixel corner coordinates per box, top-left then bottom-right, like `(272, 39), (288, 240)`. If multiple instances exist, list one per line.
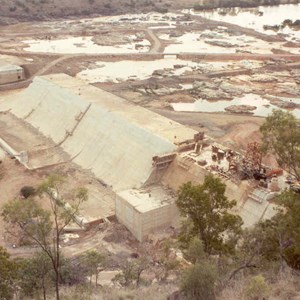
(0, 246), (18, 300)
(260, 109), (300, 179)
(242, 190), (300, 270)
(176, 175), (243, 254)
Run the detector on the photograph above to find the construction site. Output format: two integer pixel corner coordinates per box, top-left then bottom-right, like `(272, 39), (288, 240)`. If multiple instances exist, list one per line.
(0, 1), (300, 281)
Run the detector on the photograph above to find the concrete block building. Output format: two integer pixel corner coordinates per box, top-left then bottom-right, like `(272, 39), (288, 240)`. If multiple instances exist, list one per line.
(0, 64), (25, 85)
(116, 186), (178, 241)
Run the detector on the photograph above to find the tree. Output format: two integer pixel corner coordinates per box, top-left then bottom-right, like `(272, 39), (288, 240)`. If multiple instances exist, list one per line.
(176, 175), (243, 254)
(113, 257), (149, 287)
(260, 109), (300, 179)
(113, 260), (137, 287)
(18, 252), (53, 300)
(226, 224), (274, 282)
(1, 174), (88, 300)
(81, 250), (106, 286)
(266, 190), (300, 270)
(180, 261), (217, 300)
(241, 190), (300, 270)
(184, 236), (205, 264)
(0, 246), (18, 300)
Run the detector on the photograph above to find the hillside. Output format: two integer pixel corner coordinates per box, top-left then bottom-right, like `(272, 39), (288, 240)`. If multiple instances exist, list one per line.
(1, 0), (300, 23)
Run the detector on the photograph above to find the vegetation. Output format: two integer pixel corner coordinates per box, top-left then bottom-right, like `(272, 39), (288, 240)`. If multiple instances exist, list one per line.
(113, 257), (149, 287)
(241, 190), (300, 270)
(176, 174), (243, 254)
(260, 109), (300, 179)
(0, 247), (18, 300)
(245, 275), (270, 300)
(176, 173), (300, 298)
(1, 174), (88, 300)
(81, 250), (106, 286)
(181, 237), (217, 299)
(20, 185), (36, 198)
(1, 174), (300, 299)
(181, 262), (217, 300)
(18, 252), (53, 299)
(2, 0), (295, 22)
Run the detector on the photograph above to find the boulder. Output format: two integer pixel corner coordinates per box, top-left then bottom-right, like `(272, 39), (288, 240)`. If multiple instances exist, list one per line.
(204, 40), (237, 48)
(225, 105), (256, 114)
(269, 98), (298, 109)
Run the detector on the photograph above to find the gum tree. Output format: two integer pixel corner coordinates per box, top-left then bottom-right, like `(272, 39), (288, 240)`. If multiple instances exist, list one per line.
(1, 174), (88, 300)
(0, 246), (18, 300)
(260, 109), (300, 179)
(176, 175), (243, 255)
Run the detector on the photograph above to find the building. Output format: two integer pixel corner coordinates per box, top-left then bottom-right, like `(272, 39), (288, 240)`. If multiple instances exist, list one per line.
(0, 64), (25, 85)
(116, 186), (178, 241)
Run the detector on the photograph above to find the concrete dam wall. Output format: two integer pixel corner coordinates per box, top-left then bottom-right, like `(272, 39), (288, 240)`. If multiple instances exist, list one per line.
(0, 74), (195, 191)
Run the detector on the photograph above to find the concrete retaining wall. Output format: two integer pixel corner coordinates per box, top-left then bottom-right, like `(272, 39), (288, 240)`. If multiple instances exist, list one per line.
(163, 157), (250, 202)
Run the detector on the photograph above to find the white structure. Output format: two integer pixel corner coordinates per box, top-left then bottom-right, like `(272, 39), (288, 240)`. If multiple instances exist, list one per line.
(116, 186), (178, 241)
(0, 74), (196, 190)
(0, 64), (25, 85)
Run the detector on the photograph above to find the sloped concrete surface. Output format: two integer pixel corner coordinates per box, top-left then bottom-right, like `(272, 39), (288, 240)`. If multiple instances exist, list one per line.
(0, 74), (195, 190)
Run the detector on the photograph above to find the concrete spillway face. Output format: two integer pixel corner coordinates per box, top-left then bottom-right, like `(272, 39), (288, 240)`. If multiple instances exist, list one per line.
(1, 76), (176, 191)
(64, 105), (176, 191)
(2, 77), (90, 143)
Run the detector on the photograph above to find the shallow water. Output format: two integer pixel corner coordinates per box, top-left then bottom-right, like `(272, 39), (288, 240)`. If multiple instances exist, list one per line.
(171, 94), (300, 118)
(22, 36), (150, 54)
(161, 30), (300, 54)
(76, 59), (259, 83)
(162, 32), (236, 54)
(77, 58), (199, 83)
(192, 3), (300, 41)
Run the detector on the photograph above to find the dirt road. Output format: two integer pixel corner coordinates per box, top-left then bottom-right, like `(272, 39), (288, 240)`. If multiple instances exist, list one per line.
(146, 29), (162, 54)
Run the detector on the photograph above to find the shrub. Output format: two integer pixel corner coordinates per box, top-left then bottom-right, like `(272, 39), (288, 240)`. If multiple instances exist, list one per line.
(20, 186), (36, 198)
(245, 275), (270, 300)
(181, 262), (217, 300)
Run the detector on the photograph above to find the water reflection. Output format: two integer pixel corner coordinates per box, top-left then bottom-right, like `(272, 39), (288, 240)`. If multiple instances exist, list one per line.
(171, 94), (300, 118)
(193, 4), (300, 41)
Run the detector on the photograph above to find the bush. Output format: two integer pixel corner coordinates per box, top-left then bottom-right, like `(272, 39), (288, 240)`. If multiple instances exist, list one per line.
(184, 237), (205, 264)
(20, 186), (36, 198)
(245, 275), (270, 300)
(193, 4), (203, 11)
(154, 6), (168, 13)
(181, 262), (217, 300)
